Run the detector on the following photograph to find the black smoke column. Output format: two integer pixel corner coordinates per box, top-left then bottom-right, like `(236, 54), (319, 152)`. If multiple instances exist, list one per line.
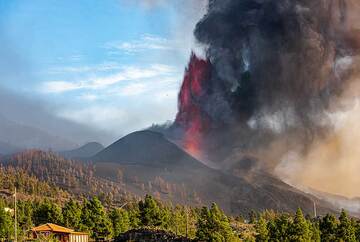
(173, 0), (360, 168)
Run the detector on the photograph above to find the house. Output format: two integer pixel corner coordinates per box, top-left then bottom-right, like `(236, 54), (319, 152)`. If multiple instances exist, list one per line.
(31, 223), (89, 242)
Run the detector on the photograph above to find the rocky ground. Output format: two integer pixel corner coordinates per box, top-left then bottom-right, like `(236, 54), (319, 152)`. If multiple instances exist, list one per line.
(114, 229), (193, 242)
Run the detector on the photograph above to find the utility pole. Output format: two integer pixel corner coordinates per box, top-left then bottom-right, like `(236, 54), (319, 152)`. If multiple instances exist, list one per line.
(313, 201), (317, 218)
(14, 187), (17, 242)
(185, 206), (188, 239)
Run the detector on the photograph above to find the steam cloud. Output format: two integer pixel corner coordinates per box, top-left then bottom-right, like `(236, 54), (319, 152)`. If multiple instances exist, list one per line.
(172, 0), (360, 197)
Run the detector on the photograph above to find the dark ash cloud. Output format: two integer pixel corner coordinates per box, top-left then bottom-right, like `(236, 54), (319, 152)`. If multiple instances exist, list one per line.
(172, 0), (360, 171)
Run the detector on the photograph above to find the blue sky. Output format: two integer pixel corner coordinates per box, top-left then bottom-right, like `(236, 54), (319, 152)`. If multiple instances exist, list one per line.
(0, 0), (206, 139)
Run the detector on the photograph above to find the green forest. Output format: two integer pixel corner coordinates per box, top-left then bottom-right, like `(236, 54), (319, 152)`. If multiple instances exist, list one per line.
(0, 194), (360, 241)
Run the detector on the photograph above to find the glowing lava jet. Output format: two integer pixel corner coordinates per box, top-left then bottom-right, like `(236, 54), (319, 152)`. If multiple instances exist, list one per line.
(175, 53), (211, 159)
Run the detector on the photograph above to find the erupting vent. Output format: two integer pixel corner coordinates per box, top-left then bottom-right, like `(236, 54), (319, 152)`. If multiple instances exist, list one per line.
(175, 53), (211, 159)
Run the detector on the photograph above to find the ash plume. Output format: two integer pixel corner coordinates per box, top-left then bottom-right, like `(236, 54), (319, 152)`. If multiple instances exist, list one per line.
(171, 0), (360, 197)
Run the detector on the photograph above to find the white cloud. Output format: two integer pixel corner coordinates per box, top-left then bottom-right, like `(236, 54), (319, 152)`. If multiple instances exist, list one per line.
(90, 64), (176, 88)
(109, 74), (180, 97)
(119, 83), (147, 96)
(42, 81), (82, 93)
(79, 93), (99, 101)
(47, 62), (122, 74)
(41, 64), (178, 93)
(105, 34), (174, 54)
(128, 0), (166, 8)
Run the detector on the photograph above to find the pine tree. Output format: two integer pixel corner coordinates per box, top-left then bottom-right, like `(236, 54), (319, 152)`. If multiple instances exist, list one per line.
(289, 208), (312, 241)
(196, 203), (239, 242)
(0, 199), (13, 240)
(33, 199), (63, 225)
(16, 200), (33, 238)
(319, 213), (338, 241)
(138, 194), (164, 227)
(81, 197), (112, 240)
(337, 209), (356, 242)
(159, 204), (172, 230)
(310, 220), (321, 242)
(170, 205), (187, 236)
(62, 199), (82, 229)
(267, 213), (291, 241)
(255, 215), (269, 242)
(354, 219), (360, 241)
(127, 204), (141, 229)
(109, 208), (130, 237)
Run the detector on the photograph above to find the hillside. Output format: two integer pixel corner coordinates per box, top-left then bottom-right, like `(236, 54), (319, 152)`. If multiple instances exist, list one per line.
(0, 163), (70, 202)
(92, 131), (336, 215)
(60, 142), (104, 159)
(0, 150), (134, 205)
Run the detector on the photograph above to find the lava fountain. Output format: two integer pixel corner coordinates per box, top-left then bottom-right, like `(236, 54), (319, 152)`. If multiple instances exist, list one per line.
(175, 53), (211, 159)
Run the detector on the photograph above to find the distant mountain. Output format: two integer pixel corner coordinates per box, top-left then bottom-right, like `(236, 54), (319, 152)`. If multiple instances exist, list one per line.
(92, 130), (336, 215)
(60, 142), (104, 159)
(0, 114), (76, 151)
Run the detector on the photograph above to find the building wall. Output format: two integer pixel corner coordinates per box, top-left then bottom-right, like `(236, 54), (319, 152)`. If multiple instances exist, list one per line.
(69, 234), (89, 242)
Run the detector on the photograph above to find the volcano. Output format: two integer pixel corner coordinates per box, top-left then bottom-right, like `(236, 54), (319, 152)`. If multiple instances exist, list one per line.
(93, 130), (205, 169)
(92, 130), (335, 215)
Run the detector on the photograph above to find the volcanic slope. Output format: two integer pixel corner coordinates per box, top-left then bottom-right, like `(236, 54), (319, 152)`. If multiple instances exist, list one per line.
(92, 130), (335, 215)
